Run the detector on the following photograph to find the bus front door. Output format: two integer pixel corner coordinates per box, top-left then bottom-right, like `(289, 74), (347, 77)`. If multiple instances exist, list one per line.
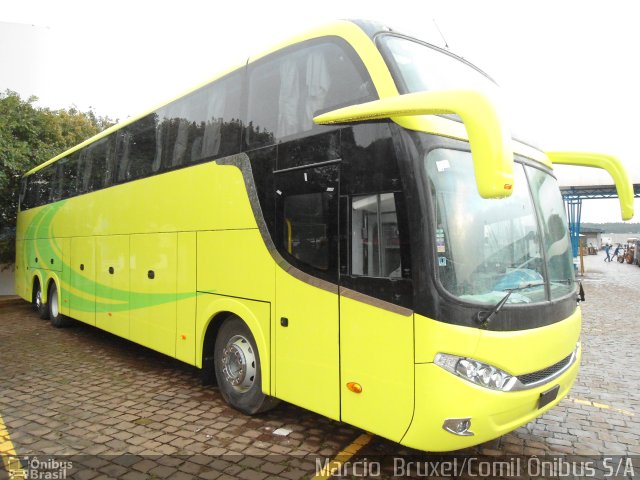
(274, 162), (340, 421)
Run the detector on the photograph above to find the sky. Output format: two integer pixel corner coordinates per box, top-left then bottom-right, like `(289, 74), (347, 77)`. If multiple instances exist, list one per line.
(1, 0), (638, 223)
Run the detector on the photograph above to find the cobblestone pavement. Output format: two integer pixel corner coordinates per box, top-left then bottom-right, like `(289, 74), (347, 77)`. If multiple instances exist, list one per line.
(1, 253), (638, 479)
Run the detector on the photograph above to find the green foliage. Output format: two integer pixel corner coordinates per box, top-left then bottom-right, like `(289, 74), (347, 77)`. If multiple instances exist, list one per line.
(0, 90), (115, 266)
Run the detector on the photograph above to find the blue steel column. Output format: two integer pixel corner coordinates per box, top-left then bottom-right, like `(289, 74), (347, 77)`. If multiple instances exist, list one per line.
(565, 197), (582, 257)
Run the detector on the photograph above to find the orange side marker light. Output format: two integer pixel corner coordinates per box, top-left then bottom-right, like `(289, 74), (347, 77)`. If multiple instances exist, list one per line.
(347, 382), (362, 394)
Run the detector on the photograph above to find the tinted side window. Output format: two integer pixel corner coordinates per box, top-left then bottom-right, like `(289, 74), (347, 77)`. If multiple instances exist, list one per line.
(59, 153), (79, 199)
(115, 131), (131, 182)
(340, 123), (413, 309)
(77, 149), (92, 193)
(19, 71), (244, 209)
(246, 38), (376, 149)
(87, 136), (116, 190)
(283, 192), (330, 271)
(351, 193), (402, 278)
(275, 163), (339, 282)
(123, 114), (159, 181)
(27, 167), (54, 208)
(18, 177), (27, 211)
(51, 161), (64, 203)
(155, 72), (243, 171)
(23, 176), (36, 210)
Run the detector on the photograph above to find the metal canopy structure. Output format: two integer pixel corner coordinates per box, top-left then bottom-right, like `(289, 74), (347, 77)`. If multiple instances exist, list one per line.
(560, 184), (640, 256)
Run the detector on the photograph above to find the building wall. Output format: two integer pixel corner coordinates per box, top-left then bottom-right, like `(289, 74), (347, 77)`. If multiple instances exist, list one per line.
(583, 232), (602, 249)
(0, 265), (15, 295)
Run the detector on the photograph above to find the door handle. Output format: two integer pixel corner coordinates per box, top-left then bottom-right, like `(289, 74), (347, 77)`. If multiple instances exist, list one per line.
(280, 317), (289, 327)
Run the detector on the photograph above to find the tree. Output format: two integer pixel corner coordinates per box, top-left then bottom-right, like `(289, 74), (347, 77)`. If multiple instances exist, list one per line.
(0, 90), (115, 266)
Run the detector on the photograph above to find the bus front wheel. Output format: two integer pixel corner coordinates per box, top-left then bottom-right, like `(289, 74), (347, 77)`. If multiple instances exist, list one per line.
(214, 316), (279, 415)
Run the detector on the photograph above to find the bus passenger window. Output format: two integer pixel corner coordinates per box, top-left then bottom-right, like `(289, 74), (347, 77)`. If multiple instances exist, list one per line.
(77, 149), (93, 193)
(22, 178), (32, 209)
(59, 153), (79, 199)
(18, 177), (28, 211)
(283, 192), (329, 271)
(50, 162), (64, 202)
(172, 119), (190, 167)
(32, 168), (54, 207)
(351, 193), (401, 278)
(87, 136), (116, 190)
(200, 85), (227, 158)
(247, 39), (375, 149)
(116, 131), (131, 182)
(125, 114), (159, 180)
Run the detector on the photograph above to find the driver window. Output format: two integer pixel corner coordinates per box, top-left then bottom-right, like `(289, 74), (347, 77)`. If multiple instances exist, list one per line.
(351, 193), (401, 278)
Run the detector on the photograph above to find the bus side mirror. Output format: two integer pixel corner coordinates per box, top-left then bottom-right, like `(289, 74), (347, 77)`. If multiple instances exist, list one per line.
(547, 151), (635, 221)
(314, 89), (514, 199)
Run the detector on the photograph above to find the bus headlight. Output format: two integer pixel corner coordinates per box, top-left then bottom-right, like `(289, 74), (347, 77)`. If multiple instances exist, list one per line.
(434, 353), (516, 391)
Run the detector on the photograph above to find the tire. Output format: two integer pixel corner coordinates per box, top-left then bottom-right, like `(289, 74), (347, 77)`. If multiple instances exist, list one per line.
(33, 281), (49, 320)
(48, 283), (72, 328)
(214, 316), (279, 415)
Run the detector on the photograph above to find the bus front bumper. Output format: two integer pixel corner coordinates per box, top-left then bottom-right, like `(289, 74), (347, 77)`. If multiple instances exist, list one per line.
(400, 344), (581, 452)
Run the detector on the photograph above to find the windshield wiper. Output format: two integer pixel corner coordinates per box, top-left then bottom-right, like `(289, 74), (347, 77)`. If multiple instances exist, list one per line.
(549, 278), (584, 302)
(474, 282), (544, 329)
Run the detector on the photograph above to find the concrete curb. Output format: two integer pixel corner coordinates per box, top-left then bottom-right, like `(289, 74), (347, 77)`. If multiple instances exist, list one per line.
(0, 296), (25, 308)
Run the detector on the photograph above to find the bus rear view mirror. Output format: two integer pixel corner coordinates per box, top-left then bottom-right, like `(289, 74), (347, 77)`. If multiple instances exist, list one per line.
(547, 151), (635, 221)
(314, 89), (514, 199)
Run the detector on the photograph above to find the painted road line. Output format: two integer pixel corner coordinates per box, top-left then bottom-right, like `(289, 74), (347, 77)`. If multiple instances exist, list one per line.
(0, 412), (23, 475)
(313, 432), (373, 479)
(567, 397), (635, 417)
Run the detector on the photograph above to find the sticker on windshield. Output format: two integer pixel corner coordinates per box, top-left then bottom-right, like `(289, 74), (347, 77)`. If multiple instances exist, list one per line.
(436, 159), (451, 172)
(436, 229), (446, 253)
(438, 257), (447, 267)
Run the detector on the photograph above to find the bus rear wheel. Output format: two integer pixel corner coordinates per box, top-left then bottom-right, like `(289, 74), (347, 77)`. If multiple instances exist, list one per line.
(48, 283), (72, 328)
(213, 316), (279, 415)
(33, 281), (49, 320)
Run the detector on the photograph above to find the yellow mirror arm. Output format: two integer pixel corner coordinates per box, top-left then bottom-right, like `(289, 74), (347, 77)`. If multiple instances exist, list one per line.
(314, 90), (514, 199)
(546, 151), (634, 221)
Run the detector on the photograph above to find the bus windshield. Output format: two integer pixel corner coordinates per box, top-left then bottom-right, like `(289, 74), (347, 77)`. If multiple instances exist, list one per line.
(378, 34), (499, 97)
(425, 149), (575, 305)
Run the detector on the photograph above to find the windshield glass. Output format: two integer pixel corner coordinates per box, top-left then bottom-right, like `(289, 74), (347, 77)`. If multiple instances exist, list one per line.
(378, 35), (500, 98)
(526, 165), (576, 299)
(424, 148), (575, 305)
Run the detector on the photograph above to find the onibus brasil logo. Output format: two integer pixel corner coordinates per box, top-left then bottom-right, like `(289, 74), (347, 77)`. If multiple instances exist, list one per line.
(7, 456), (72, 479)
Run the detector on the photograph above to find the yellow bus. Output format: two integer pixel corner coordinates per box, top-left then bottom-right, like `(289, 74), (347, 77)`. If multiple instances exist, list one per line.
(15, 20), (634, 451)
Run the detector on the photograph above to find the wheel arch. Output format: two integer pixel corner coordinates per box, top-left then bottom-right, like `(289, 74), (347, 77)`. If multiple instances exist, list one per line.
(201, 310), (233, 386)
(31, 271), (45, 303)
(46, 272), (61, 293)
(198, 296), (272, 396)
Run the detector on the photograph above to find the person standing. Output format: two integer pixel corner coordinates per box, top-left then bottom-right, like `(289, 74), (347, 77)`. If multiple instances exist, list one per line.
(604, 243), (612, 262)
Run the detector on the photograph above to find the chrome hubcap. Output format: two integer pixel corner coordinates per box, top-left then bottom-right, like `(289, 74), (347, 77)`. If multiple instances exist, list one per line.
(221, 335), (256, 393)
(35, 289), (42, 309)
(50, 288), (59, 318)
